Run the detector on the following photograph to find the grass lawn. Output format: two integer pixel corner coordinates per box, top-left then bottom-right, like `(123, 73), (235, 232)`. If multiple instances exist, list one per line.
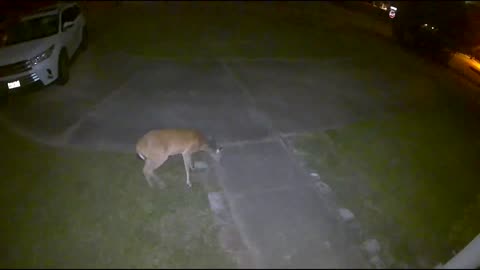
(294, 109), (480, 267)
(0, 128), (233, 268)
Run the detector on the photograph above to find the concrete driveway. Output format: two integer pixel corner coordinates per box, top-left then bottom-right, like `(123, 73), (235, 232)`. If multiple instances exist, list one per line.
(1, 1), (477, 268)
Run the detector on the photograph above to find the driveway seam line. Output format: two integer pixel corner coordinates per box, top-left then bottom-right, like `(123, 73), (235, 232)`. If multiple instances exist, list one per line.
(59, 77), (133, 146)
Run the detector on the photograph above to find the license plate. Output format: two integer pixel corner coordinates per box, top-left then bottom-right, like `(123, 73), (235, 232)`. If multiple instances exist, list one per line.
(7, 80), (20, 89)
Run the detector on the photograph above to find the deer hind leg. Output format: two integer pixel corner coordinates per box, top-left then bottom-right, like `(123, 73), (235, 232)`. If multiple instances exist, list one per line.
(182, 152), (193, 188)
(142, 156), (168, 189)
(190, 156), (195, 170)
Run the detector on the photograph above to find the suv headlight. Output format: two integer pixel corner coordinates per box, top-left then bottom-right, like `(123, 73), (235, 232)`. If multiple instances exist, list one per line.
(30, 45), (55, 65)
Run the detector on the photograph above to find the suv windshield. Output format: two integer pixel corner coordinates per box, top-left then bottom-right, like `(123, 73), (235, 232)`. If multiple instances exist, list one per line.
(3, 14), (58, 46)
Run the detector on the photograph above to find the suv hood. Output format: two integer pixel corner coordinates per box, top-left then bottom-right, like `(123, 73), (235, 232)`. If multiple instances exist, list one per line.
(0, 35), (57, 66)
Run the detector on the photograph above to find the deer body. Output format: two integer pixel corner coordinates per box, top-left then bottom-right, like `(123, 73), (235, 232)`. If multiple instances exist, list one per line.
(136, 129), (221, 188)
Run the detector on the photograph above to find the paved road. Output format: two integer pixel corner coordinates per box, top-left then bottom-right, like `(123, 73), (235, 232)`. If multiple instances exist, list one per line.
(1, 1), (477, 268)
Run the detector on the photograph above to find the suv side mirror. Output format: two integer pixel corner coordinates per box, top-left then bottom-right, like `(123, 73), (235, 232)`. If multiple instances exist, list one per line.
(63, 21), (74, 31)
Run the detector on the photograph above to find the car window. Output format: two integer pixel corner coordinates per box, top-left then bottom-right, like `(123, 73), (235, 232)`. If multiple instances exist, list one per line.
(61, 6), (80, 24)
(3, 15), (59, 45)
(71, 6), (80, 20)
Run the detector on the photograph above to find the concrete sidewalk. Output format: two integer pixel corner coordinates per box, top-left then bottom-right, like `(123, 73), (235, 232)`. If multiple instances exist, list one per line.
(214, 138), (370, 268)
(212, 61), (371, 268)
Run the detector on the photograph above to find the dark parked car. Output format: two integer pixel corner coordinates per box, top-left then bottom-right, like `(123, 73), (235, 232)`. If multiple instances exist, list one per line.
(390, 1), (473, 54)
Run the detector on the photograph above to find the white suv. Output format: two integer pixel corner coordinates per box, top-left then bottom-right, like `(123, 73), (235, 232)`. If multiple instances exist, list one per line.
(0, 2), (87, 95)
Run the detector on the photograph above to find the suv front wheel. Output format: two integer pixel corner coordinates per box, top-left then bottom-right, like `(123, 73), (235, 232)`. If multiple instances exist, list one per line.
(56, 49), (70, 85)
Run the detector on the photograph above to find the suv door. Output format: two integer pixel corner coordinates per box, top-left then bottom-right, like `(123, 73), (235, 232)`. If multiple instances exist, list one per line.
(60, 5), (82, 57)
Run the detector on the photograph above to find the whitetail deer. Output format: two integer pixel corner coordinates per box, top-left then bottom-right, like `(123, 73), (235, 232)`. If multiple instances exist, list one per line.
(136, 129), (222, 188)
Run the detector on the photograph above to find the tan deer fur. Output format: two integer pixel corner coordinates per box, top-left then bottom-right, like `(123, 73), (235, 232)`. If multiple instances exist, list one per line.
(136, 128), (222, 188)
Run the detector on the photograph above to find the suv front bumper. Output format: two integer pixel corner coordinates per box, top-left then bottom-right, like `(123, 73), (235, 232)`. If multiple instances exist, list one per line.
(0, 58), (59, 96)
(0, 72), (43, 96)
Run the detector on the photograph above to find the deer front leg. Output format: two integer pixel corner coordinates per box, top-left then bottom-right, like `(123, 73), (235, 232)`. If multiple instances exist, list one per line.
(182, 152), (192, 188)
